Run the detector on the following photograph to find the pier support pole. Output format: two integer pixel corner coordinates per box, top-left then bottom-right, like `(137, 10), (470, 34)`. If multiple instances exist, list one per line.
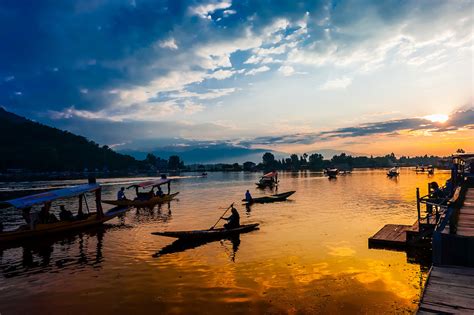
(416, 188), (421, 232)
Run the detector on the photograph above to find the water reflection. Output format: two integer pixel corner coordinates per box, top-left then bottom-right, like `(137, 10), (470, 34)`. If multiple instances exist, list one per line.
(154, 235), (241, 262)
(132, 201), (173, 224)
(0, 226), (110, 278)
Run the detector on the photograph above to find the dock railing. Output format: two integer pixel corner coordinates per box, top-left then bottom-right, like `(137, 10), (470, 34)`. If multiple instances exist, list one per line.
(416, 184), (451, 233)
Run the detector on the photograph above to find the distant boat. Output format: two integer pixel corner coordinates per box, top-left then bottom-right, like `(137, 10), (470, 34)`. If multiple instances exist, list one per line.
(0, 183), (130, 243)
(325, 168), (339, 178)
(102, 178), (179, 207)
(256, 171), (278, 188)
(387, 167), (400, 177)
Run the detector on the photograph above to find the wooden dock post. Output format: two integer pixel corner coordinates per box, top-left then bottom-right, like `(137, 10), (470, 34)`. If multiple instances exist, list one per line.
(416, 188), (421, 232)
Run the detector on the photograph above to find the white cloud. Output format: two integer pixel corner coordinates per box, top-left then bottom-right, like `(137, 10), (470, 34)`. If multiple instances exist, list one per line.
(208, 69), (235, 80)
(189, 0), (232, 19)
(245, 66), (270, 76)
(320, 77), (352, 90)
(278, 65), (295, 76)
(223, 9), (236, 17)
(183, 101), (205, 115)
(158, 38), (178, 50)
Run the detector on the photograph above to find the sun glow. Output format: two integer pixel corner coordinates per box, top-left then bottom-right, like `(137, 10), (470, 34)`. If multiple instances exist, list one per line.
(423, 114), (449, 123)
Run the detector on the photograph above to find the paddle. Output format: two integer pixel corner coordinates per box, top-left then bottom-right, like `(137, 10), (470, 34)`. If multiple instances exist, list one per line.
(210, 203), (234, 230)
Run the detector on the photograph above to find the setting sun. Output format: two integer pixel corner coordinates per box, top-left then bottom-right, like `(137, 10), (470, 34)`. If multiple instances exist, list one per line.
(423, 114), (450, 123)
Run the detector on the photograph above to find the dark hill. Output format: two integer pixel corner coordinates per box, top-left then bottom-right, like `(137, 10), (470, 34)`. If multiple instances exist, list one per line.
(0, 108), (139, 172)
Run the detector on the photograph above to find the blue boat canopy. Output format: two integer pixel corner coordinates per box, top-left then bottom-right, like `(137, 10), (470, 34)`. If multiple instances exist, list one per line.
(127, 178), (171, 189)
(1, 183), (101, 210)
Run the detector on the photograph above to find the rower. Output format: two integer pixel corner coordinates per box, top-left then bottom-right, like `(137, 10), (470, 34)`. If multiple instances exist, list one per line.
(117, 187), (127, 200)
(245, 190), (253, 202)
(222, 207), (240, 229)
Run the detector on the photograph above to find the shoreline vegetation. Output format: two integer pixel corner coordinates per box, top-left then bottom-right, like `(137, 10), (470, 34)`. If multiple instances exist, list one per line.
(0, 107), (455, 182)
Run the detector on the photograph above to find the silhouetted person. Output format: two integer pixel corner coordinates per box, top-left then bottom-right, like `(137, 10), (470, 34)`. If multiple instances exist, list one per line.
(156, 186), (164, 197)
(245, 190), (253, 202)
(223, 207), (240, 229)
(59, 205), (74, 221)
(117, 187), (127, 200)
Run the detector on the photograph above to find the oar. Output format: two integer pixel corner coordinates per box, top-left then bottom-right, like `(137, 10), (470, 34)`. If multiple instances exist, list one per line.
(210, 203), (234, 230)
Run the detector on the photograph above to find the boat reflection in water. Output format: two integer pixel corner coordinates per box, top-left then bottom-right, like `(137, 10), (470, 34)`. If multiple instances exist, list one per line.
(153, 234), (241, 262)
(0, 225), (116, 278)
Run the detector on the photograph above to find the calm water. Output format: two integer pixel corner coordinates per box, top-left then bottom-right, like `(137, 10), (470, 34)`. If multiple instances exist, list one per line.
(0, 169), (450, 314)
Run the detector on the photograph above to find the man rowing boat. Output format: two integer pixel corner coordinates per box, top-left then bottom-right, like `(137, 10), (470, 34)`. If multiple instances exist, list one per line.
(222, 207), (240, 229)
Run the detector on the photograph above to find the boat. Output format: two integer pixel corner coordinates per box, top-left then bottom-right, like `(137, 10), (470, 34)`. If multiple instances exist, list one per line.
(256, 171), (278, 188)
(387, 167), (400, 177)
(242, 191), (295, 204)
(427, 165), (435, 175)
(151, 223), (259, 240)
(102, 177), (179, 207)
(325, 168), (339, 178)
(0, 181), (130, 243)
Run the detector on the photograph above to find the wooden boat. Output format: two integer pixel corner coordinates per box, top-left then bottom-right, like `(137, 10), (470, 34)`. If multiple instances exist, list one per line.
(256, 171), (278, 188)
(325, 168), (339, 178)
(387, 167), (400, 177)
(0, 182), (130, 243)
(151, 223), (259, 240)
(102, 177), (179, 207)
(242, 191), (295, 204)
(102, 192), (179, 207)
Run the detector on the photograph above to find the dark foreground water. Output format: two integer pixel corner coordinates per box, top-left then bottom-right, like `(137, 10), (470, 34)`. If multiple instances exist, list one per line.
(0, 169), (449, 314)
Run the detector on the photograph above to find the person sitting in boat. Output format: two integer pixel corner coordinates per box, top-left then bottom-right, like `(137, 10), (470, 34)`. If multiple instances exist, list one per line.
(39, 203), (58, 224)
(223, 207), (240, 229)
(59, 205), (74, 221)
(245, 190), (253, 202)
(155, 186), (164, 197)
(117, 187), (127, 200)
(21, 207), (39, 230)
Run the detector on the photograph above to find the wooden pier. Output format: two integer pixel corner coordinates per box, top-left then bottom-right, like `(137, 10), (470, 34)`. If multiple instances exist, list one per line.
(418, 266), (474, 314)
(368, 223), (415, 248)
(456, 188), (474, 237)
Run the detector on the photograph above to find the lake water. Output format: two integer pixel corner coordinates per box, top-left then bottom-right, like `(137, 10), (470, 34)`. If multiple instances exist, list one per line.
(0, 169), (450, 314)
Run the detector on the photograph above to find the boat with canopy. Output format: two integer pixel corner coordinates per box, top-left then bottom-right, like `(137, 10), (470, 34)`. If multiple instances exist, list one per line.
(256, 171), (278, 188)
(387, 167), (400, 177)
(0, 182), (130, 243)
(102, 178), (179, 207)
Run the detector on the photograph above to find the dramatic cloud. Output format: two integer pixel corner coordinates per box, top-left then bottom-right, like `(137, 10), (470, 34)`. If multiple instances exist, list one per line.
(0, 0), (472, 154)
(243, 108), (474, 146)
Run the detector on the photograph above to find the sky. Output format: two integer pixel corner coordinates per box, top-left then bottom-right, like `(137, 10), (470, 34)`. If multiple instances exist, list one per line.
(0, 0), (473, 157)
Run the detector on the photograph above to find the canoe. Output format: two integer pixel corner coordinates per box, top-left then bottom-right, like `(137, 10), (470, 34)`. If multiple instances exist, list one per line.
(242, 191), (295, 204)
(102, 192), (179, 207)
(0, 206), (129, 243)
(151, 223), (259, 239)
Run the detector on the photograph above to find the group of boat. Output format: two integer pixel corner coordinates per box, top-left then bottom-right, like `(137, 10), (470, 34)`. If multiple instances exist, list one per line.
(0, 173), (296, 246)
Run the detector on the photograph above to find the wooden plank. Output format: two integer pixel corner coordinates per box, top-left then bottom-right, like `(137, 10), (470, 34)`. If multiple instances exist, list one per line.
(418, 266), (474, 314)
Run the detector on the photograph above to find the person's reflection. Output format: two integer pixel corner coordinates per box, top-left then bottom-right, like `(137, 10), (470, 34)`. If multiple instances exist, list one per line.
(222, 235), (241, 262)
(153, 234), (241, 261)
(245, 204), (252, 215)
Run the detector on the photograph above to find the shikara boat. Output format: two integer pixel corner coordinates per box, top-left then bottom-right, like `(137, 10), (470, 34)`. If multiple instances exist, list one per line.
(256, 171), (278, 188)
(325, 168), (339, 178)
(0, 182), (130, 243)
(102, 178), (179, 207)
(151, 223), (259, 240)
(242, 191), (295, 204)
(387, 167), (400, 177)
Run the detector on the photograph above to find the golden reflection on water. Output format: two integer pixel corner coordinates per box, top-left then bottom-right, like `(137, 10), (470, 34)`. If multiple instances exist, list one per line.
(0, 169), (449, 314)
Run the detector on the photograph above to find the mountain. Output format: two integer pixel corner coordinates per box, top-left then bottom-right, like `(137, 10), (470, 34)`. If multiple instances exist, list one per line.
(119, 144), (272, 164)
(0, 108), (139, 172)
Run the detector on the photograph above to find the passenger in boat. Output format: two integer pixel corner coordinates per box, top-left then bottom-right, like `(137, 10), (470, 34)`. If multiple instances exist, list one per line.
(223, 207), (240, 229)
(245, 190), (253, 202)
(21, 207), (39, 229)
(156, 186), (164, 197)
(117, 187), (127, 200)
(39, 203), (58, 224)
(59, 205), (74, 221)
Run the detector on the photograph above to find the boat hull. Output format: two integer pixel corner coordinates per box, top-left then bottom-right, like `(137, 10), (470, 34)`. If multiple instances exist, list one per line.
(0, 206), (129, 243)
(102, 192), (179, 207)
(243, 191), (295, 204)
(152, 223), (260, 239)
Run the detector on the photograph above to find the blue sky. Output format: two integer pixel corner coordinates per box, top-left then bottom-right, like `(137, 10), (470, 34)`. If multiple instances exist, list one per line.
(1, 0), (473, 156)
